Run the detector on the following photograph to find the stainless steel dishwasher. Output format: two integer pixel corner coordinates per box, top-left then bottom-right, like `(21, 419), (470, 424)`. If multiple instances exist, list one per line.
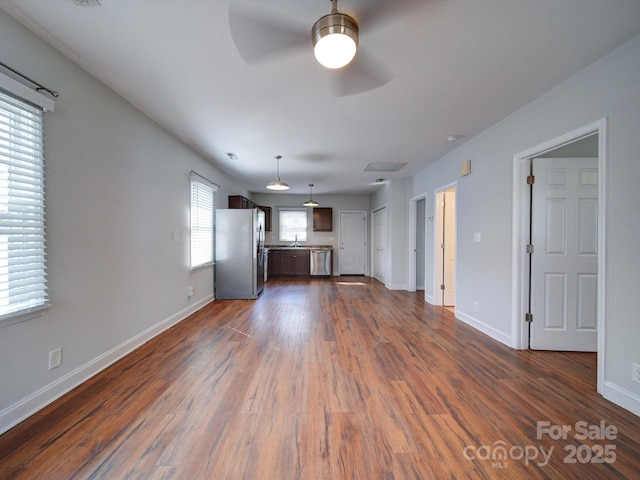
(309, 248), (331, 276)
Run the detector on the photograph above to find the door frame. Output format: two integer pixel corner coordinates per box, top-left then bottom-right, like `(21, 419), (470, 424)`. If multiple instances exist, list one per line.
(371, 205), (387, 284)
(433, 182), (457, 307)
(511, 118), (607, 393)
(338, 210), (368, 276)
(408, 193), (428, 295)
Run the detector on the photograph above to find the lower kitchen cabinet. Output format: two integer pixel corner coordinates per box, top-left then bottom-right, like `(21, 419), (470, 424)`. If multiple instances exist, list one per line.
(268, 249), (310, 276)
(267, 249), (280, 276)
(279, 250), (310, 276)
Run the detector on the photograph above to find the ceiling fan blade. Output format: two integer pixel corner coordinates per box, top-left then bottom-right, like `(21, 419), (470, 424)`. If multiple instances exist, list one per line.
(228, 4), (309, 65)
(330, 49), (394, 97)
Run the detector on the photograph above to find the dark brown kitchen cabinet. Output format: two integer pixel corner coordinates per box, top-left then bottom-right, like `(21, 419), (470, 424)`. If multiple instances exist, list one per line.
(312, 207), (333, 232)
(259, 206), (272, 232)
(278, 250), (310, 276)
(228, 195), (253, 209)
(228, 195), (272, 231)
(267, 249), (280, 276)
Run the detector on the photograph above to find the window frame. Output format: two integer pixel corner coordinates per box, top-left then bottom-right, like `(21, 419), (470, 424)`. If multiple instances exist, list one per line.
(0, 77), (53, 328)
(278, 208), (308, 243)
(189, 172), (216, 271)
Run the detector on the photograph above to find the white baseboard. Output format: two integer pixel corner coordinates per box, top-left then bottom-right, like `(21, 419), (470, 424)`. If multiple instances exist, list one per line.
(0, 295), (214, 435)
(603, 381), (640, 417)
(455, 310), (512, 347)
(385, 283), (408, 291)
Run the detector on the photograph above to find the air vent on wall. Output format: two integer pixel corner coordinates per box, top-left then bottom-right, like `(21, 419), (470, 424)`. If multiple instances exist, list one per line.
(364, 162), (407, 172)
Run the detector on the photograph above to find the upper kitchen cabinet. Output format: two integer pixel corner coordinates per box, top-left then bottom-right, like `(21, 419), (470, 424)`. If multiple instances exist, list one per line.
(312, 207), (333, 232)
(228, 195), (272, 231)
(258, 206), (272, 232)
(228, 195), (253, 209)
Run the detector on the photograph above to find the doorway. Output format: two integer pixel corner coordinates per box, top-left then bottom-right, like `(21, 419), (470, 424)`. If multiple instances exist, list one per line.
(408, 194), (427, 294)
(372, 206), (386, 284)
(512, 119), (606, 392)
(529, 153), (598, 351)
(435, 184), (457, 308)
(339, 211), (367, 275)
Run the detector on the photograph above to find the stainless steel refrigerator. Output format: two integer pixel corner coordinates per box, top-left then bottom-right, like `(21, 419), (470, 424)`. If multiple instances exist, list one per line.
(215, 208), (265, 299)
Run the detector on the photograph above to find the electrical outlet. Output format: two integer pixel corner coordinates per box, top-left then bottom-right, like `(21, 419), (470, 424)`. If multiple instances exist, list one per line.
(473, 302), (479, 312)
(187, 286), (195, 297)
(49, 348), (62, 370)
(633, 363), (640, 384)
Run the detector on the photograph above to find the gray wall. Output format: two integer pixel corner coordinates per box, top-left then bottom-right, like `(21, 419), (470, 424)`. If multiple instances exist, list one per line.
(0, 10), (249, 433)
(411, 34), (640, 414)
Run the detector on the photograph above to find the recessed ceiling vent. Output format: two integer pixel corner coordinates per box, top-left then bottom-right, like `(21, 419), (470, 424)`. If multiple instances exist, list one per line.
(364, 162), (407, 172)
(72, 0), (101, 6)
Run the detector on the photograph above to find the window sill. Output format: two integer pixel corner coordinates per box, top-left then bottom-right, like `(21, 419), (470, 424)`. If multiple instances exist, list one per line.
(0, 304), (51, 329)
(189, 262), (213, 274)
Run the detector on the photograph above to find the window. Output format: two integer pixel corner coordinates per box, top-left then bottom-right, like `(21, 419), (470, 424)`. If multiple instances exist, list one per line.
(0, 90), (49, 323)
(278, 208), (307, 242)
(190, 172), (216, 270)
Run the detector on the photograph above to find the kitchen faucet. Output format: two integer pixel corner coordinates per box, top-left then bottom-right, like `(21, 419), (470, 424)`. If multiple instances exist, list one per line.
(291, 234), (300, 247)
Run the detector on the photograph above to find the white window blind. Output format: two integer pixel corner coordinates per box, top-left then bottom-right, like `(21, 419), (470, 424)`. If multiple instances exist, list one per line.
(190, 172), (216, 270)
(0, 90), (49, 322)
(278, 208), (308, 242)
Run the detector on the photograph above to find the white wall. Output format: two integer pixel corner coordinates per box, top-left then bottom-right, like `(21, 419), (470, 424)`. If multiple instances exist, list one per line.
(411, 34), (640, 415)
(251, 192), (370, 275)
(0, 11), (250, 433)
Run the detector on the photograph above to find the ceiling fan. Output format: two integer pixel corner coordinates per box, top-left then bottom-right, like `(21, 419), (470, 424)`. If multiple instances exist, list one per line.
(228, 0), (417, 97)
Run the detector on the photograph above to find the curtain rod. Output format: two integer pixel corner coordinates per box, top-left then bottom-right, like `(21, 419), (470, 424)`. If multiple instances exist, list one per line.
(190, 170), (220, 189)
(0, 61), (59, 98)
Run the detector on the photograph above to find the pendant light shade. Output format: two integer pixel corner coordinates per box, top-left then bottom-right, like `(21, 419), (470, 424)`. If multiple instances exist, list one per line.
(311, 0), (358, 69)
(267, 155), (289, 190)
(303, 183), (319, 207)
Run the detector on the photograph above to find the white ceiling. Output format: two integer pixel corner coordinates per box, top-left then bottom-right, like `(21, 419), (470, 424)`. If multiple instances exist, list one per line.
(2, 0), (640, 195)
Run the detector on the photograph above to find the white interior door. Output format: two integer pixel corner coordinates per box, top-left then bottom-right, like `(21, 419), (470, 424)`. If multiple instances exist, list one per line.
(443, 190), (456, 306)
(372, 207), (386, 283)
(339, 211), (366, 275)
(530, 157), (598, 351)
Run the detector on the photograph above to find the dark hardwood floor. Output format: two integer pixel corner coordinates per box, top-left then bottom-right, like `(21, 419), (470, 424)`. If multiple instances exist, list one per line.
(1, 277), (639, 479)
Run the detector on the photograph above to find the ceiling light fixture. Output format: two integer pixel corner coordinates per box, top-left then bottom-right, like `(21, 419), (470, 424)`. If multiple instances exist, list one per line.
(303, 184), (319, 207)
(266, 155), (289, 190)
(311, 0), (358, 69)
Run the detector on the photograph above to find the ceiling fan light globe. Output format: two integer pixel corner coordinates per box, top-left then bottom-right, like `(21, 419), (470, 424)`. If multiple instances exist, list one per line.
(312, 13), (358, 69)
(314, 34), (357, 69)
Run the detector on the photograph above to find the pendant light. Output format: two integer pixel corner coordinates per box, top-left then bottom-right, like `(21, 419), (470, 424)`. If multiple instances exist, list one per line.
(266, 155), (289, 190)
(311, 0), (358, 69)
(303, 183), (319, 207)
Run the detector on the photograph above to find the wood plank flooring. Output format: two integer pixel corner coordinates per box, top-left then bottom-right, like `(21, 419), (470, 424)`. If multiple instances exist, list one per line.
(1, 277), (639, 479)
